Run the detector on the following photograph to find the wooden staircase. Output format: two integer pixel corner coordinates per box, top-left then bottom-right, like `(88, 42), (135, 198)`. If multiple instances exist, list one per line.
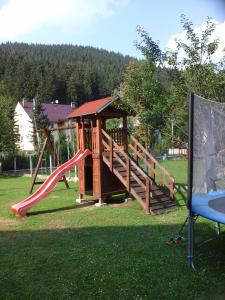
(101, 129), (176, 214)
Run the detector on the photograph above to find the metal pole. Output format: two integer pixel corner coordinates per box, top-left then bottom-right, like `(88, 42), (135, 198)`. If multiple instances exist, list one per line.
(49, 154), (53, 174)
(188, 212), (195, 269)
(187, 92), (194, 210)
(14, 156), (17, 175)
(187, 92), (195, 269)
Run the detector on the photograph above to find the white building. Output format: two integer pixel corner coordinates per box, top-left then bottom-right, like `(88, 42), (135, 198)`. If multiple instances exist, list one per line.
(14, 100), (74, 153)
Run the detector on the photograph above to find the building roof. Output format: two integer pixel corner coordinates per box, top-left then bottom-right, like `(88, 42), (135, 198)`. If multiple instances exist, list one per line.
(67, 96), (115, 119)
(20, 101), (74, 123)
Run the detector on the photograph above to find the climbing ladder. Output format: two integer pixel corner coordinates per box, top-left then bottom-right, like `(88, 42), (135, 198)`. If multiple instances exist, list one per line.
(101, 129), (176, 214)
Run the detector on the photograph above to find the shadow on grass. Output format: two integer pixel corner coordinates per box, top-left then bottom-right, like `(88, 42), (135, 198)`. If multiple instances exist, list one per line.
(27, 200), (97, 216)
(0, 222), (224, 299)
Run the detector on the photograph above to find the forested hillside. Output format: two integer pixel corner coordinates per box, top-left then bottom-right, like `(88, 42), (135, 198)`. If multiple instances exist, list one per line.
(0, 43), (132, 105)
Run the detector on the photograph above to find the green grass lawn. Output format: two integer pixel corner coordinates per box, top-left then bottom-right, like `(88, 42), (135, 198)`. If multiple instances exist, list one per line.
(1, 162), (225, 299)
(160, 159), (188, 184)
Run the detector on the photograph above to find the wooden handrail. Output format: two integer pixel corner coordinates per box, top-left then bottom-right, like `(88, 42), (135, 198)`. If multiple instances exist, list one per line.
(102, 129), (147, 190)
(127, 131), (174, 199)
(102, 131), (149, 180)
(129, 134), (174, 180)
(128, 143), (171, 189)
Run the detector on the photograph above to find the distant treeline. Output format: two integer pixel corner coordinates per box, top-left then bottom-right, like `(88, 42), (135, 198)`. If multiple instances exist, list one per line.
(0, 42), (133, 105)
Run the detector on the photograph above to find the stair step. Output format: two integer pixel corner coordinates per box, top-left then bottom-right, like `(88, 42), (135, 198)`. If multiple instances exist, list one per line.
(151, 199), (176, 207)
(118, 171), (145, 180)
(152, 190), (165, 197)
(132, 187), (146, 193)
(151, 205), (176, 214)
(102, 145), (176, 215)
(151, 201), (176, 210)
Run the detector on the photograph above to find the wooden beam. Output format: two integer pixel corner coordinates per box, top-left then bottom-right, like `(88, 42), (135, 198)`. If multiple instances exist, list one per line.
(43, 128), (69, 189)
(29, 138), (48, 194)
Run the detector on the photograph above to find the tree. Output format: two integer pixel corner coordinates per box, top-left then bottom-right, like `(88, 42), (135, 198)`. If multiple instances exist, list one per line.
(33, 99), (49, 129)
(0, 91), (19, 155)
(31, 99), (50, 151)
(121, 26), (167, 146)
(120, 16), (225, 152)
(165, 15), (225, 143)
(0, 42), (131, 105)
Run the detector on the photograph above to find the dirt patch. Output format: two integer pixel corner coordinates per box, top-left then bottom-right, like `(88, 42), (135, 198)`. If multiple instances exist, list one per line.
(0, 217), (21, 227)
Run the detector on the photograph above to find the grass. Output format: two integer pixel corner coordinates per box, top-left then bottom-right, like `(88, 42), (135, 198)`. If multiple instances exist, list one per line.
(160, 159), (188, 184)
(1, 162), (225, 299)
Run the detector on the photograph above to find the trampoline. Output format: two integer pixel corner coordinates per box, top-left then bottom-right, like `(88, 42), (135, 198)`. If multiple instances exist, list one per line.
(192, 191), (225, 223)
(188, 93), (225, 268)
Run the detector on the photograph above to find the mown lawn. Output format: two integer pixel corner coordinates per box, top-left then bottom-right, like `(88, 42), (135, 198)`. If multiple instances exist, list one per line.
(160, 159), (188, 184)
(1, 162), (225, 299)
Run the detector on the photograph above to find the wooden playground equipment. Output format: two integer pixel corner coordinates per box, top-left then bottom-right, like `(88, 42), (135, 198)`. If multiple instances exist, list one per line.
(67, 96), (176, 214)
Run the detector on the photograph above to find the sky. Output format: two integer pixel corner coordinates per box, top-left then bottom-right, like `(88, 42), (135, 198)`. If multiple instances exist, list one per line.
(0, 0), (224, 60)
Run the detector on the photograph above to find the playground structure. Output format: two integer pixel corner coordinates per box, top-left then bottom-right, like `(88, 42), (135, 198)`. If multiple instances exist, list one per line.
(11, 96), (176, 216)
(67, 96), (176, 214)
(188, 93), (225, 268)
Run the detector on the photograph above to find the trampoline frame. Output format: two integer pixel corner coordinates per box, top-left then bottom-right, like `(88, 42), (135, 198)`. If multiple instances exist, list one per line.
(187, 92), (223, 269)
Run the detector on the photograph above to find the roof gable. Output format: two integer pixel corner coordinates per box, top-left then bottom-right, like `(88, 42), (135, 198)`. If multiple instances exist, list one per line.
(67, 96), (115, 119)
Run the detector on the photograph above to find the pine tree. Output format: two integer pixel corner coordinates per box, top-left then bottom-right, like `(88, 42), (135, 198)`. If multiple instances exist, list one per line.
(0, 93), (19, 155)
(33, 99), (49, 129)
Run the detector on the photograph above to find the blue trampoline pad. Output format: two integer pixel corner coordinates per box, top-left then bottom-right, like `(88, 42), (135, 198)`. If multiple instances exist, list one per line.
(192, 191), (225, 224)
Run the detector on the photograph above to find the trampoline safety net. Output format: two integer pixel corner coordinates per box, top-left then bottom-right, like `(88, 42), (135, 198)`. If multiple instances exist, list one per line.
(192, 94), (225, 195)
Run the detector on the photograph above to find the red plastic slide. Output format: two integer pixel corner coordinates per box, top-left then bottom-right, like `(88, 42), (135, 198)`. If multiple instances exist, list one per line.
(11, 149), (91, 217)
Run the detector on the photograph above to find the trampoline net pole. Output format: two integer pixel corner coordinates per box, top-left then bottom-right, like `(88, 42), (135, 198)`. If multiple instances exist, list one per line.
(188, 212), (195, 269)
(187, 92), (195, 268)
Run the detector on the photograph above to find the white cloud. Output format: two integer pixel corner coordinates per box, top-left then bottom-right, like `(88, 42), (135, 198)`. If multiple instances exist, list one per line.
(0, 0), (127, 40)
(166, 20), (225, 63)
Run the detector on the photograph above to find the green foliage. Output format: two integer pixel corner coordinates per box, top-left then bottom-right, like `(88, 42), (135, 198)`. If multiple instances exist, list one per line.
(33, 99), (50, 129)
(121, 27), (168, 146)
(120, 15), (225, 150)
(0, 43), (132, 104)
(167, 15), (225, 101)
(0, 92), (19, 155)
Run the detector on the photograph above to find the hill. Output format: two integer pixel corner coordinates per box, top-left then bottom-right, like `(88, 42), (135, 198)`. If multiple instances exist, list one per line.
(0, 42), (133, 105)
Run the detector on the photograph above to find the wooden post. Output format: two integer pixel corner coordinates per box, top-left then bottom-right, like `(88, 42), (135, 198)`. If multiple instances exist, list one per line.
(97, 118), (102, 155)
(43, 128), (69, 189)
(146, 178), (150, 213)
(76, 121), (80, 150)
(126, 157), (130, 192)
(29, 137), (48, 194)
(153, 162), (156, 181)
(134, 143), (138, 162)
(81, 119), (86, 150)
(122, 116), (127, 152)
(95, 117), (103, 202)
(43, 128), (58, 165)
(110, 137), (113, 172)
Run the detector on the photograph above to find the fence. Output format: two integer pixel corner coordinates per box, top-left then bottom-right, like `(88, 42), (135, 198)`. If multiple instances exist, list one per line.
(0, 154), (77, 178)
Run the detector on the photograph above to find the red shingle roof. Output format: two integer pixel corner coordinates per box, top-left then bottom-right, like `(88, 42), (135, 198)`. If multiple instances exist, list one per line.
(67, 96), (114, 119)
(21, 101), (74, 123)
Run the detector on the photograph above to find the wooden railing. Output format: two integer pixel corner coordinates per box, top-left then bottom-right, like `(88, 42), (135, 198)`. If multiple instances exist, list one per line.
(127, 132), (174, 200)
(106, 128), (124, 146)
(102, 129), (150, 211)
